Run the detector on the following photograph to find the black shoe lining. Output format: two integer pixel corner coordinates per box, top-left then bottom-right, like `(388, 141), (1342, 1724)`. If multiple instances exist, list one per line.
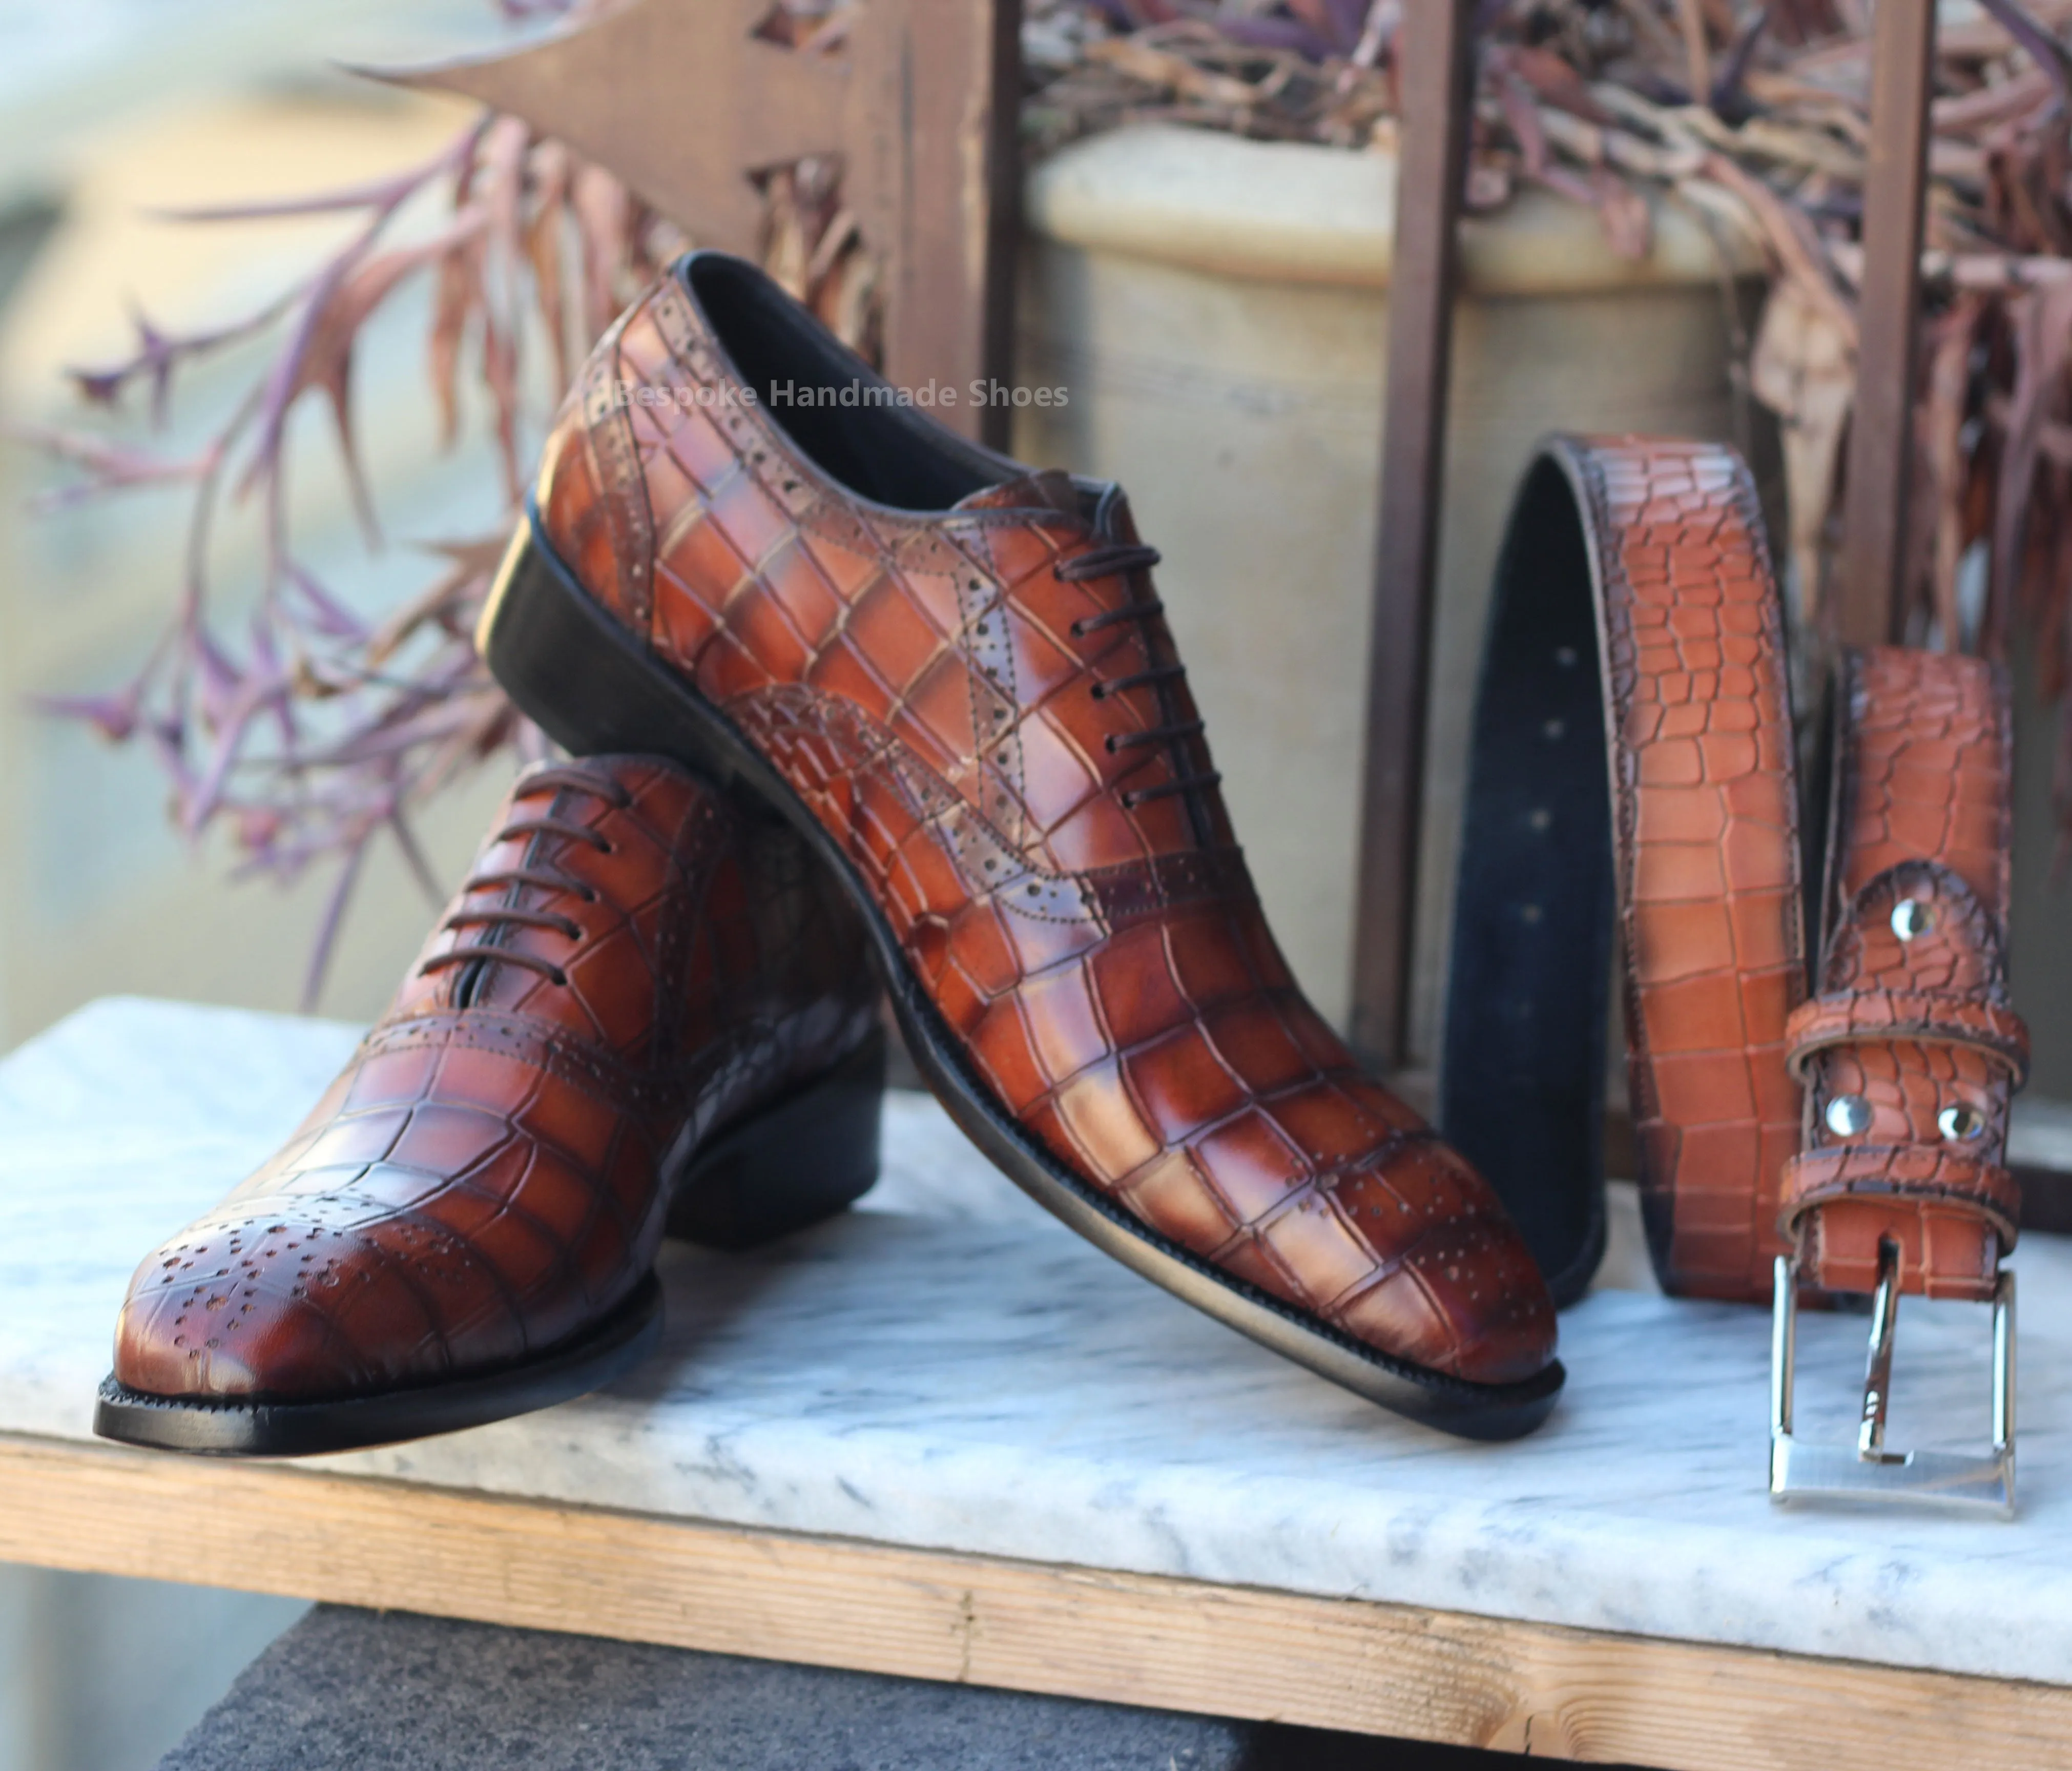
(683, 254), (1005, 513)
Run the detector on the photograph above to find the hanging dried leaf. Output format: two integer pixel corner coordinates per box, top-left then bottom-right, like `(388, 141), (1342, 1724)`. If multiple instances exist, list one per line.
(1921, 295), (1986, 648)
(1750, 276), (1856, 618)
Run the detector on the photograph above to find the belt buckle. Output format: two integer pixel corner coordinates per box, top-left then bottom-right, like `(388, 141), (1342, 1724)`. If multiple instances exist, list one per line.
(1769, 1245), (2015, 1516)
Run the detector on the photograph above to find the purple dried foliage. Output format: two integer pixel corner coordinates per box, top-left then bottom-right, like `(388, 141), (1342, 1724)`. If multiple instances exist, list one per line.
(25, 106), (674, 1004)
(22, 0), (887, 1005)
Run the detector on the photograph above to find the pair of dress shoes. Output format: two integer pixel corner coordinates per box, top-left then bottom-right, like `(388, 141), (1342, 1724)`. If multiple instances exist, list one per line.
(96, 252), (1563, 1457)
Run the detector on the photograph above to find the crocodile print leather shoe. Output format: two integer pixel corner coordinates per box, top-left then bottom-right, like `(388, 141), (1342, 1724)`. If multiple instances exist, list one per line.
(96, 753), (882, 1456)
(478, 252), (1562, 1438)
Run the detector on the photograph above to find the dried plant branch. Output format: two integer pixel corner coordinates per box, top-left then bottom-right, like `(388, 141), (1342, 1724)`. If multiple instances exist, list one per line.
(1027, 0), (2072, 851)
(33, 0), (2072, 983)
(25, 0), (881, 1004)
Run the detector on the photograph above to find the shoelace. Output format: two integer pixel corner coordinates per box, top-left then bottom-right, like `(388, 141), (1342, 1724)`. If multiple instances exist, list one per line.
(418, 768), (632, 992)
(1056, 542), (1224, 810)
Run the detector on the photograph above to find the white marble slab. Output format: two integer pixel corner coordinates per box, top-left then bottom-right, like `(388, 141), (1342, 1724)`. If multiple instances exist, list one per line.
(2, 997), (2068, 1684)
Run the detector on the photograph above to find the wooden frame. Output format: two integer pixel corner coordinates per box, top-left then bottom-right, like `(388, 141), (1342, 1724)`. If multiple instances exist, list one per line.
(1350, 0), (1476, 1074)
(8, 1431), (2068, 1770)
(1350, 0), (2006, 1062)
(386, 0), (1024, 448)
(1836, 0), (1937, 649)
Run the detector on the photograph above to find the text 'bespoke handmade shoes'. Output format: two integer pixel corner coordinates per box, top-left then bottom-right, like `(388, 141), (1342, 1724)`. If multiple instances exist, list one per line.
(480, 252), (1563, 1438)
(96, 753), (882, 1456)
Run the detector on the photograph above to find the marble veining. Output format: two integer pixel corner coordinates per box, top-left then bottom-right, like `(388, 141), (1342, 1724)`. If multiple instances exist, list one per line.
(2, 998), (2067, 1682)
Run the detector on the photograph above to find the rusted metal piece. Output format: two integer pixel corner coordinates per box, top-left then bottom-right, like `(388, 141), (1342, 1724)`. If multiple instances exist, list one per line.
(363, 0), (1021, 445)
(1837, 0), (1936, 647)
(1351, 0), (1476, 1074)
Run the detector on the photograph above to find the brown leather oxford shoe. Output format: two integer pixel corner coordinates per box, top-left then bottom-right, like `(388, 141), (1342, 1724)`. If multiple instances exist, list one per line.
(480, 254), (1562, 1438)
(96, 753), (881, 1455)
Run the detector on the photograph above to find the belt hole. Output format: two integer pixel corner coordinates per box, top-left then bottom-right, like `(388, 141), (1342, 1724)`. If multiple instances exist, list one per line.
(1826, 1094), (1873, 1137)
(1938, 1103), (1987, 1141)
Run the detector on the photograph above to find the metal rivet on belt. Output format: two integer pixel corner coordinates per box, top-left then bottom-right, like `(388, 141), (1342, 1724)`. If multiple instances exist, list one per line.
(1938, 1103), (1987, 1141)
(1825, 1093), (1873, 1137)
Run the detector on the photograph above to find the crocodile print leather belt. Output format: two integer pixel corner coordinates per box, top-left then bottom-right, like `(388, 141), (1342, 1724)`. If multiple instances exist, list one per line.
(1443, 435), (2028, 1510)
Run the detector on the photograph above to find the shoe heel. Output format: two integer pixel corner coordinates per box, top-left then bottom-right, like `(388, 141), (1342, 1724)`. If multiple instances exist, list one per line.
(667, 1034), (886, 1250)
(478, 503), (739, 784)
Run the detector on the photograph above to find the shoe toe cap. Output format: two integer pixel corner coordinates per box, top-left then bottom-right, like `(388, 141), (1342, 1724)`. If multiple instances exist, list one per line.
(110, 1197), (523, 1404)
(1324, 1152), (1561, 1389)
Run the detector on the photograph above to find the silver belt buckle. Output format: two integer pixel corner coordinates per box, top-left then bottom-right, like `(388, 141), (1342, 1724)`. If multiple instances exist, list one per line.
(1769, 1245), (2015, 1516)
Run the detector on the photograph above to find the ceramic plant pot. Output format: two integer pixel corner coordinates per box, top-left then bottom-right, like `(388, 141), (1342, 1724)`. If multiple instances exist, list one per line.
(1013, 125), (1765, 1061)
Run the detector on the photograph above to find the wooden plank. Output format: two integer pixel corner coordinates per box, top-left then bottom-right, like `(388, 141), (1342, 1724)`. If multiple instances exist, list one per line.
(871, 0), (1024, 449)
(1835, 0), (1936, 646)
(6, 1432), (2070, 1770)
(1351, 0), (1475, 1072)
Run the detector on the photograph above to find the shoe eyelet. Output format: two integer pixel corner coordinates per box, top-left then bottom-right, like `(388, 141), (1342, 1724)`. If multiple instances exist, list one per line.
(1070, 621), (1086, 639)
(1103, 735), (1118, 754)
(1090, 684), (1106, 700)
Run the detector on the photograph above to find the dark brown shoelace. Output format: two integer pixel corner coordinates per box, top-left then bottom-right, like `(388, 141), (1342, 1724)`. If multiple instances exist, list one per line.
(1057, 542), (1225, 811)
(419, 768), (632, 993)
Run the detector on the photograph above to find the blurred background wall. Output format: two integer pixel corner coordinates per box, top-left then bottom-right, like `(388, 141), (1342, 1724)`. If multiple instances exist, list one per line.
(0, 6), (530, 1767)
(0, 48), (523, 1052)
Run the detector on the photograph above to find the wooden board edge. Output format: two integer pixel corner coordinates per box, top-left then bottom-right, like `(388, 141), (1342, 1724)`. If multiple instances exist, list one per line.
(3, 1431), (2067, 1770)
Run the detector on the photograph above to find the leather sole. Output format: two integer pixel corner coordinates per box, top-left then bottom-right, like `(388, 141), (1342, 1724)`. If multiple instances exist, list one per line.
(478, 505), (1565, 1441)
(93, 1042), (886, 1457)
(94, 1274), (664, 1458)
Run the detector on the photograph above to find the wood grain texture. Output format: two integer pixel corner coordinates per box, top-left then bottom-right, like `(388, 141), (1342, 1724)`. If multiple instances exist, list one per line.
(1352, 0), (1476, 1073)
(1836, 0), (1934, 646)
(383, 0), (1021, 444)
(3, 1432), (2068, 1768)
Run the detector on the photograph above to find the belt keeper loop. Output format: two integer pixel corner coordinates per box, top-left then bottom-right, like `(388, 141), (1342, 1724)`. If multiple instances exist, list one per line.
(1782, 990), (2030, 1088)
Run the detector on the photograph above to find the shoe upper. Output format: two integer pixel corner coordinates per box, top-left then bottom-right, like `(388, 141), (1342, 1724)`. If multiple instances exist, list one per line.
(532, 253), (1558, 1387)
(111, 754), (877, 1403)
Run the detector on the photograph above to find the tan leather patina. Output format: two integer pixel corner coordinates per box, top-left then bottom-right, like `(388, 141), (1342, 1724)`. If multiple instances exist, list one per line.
(484, 252), (1563, 1436)
(1785, 645), (2027, 1302)
(99, 754), (881, 1454)
(1446, 436), (2027, 1308)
